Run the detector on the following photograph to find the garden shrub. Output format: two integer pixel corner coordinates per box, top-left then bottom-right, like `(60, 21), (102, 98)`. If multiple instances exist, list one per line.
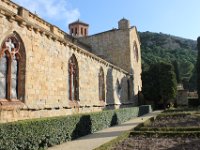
(0, 105), (151, 150)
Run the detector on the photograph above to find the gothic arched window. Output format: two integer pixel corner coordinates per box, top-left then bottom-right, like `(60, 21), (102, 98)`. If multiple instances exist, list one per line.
(116, 79), (122, 99)
(133, 41), (139, 62)
(127, 79), (130, 100)
(99, 67), (105, 101)
(68, 54), (79, 101)
(0, 33), (25, 101)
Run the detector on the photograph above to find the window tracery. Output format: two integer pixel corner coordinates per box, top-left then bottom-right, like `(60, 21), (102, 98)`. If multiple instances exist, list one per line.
(68, 54), (79, 101)
(0, 34), (25, 101)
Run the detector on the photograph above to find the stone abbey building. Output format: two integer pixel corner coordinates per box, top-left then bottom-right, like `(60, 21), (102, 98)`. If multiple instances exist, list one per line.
(0, 0), (142, 122)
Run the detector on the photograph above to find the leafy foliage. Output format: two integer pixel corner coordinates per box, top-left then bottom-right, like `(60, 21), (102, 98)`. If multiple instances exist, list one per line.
(140, 31), (197, 90)
(142, 62), (177, 108)
(197, 36), (200, 100)
(0, 106), (151, 150)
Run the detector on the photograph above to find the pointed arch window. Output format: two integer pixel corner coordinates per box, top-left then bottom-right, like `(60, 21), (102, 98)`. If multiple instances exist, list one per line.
(68, 54), (79, 101)
(99, 67), (105, 101)
(116, 79), (122, 99)
(133, 41), (139, 62)
(127, 79), (130, 100)
(0, 33), (25, 101)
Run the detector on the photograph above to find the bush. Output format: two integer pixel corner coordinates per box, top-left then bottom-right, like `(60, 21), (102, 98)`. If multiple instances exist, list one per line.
(0, 105), (151, 150)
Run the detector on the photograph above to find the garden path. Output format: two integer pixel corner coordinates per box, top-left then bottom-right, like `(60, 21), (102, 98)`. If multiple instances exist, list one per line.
(48, 110), (161, 150)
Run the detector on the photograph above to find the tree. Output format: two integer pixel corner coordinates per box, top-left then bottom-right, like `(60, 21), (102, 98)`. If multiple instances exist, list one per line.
(197, 37), (200, 101)
(142, 62), (177, 108)
(140, 31), (197, 91)
(142, 65), (161, 104)
(172, 60), (180, 83)
(159, 62), (177, 107)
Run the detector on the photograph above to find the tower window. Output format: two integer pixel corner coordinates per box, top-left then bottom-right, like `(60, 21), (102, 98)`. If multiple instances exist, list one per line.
(71, 28), (74, 35)
(81, 28), (83, 35)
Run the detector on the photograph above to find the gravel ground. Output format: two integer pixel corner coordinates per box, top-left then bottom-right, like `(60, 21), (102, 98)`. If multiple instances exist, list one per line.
(150, 115), (200, 127)
(112, 135), (200, 150)
(112, 113), (200, 150)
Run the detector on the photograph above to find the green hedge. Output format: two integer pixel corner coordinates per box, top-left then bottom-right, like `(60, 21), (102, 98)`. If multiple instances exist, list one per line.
(0, 105), (151, 150)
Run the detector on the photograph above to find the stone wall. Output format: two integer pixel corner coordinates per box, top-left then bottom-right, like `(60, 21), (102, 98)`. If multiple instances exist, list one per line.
(78, 22), (142, 102)
(176, 90), (188, 106)
(78, 29), (131, 72)
(0, 0), (135, 123)
(129, 28), (142, 96)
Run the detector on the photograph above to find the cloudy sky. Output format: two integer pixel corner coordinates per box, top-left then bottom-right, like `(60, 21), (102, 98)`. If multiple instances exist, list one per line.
(12, 0), (200, 40)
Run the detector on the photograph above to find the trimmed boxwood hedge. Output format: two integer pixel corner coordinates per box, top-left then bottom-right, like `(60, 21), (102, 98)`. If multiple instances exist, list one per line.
(0, 105), (151, 150)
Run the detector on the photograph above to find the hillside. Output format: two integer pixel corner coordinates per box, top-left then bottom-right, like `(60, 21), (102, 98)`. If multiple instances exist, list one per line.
(139, 31), (197, 90)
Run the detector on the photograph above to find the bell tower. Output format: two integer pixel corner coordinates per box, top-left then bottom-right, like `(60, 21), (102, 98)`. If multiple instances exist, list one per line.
(68, 19), (89, 37)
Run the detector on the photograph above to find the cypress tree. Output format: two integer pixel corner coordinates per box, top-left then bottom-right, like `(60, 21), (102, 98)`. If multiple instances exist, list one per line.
(172, 60), (180, 84)
(142, 62), (177, 108)
(197, 37), (200, 102)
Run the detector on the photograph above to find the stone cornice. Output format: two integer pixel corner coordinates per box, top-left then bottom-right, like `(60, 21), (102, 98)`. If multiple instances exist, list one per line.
(0, 0), (129, 75)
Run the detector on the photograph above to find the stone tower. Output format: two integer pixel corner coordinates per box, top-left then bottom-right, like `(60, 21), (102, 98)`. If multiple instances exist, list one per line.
(68, 19), (89, 37)
(118, 18), (130, 30)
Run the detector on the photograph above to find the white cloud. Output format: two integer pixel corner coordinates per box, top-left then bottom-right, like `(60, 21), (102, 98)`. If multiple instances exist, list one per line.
(13, 0), (80, 26)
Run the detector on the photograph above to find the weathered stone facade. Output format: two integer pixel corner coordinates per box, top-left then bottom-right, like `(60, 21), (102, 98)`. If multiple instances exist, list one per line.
(78, 18), (142, 98)
(0, 0), (142, 123)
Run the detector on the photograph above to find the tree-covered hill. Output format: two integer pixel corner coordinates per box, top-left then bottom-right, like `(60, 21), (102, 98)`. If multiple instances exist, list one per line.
(139, 31), (197, 91)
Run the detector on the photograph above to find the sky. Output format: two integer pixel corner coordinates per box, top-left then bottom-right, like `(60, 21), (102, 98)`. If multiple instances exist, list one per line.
(12, 0), (200, 40)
